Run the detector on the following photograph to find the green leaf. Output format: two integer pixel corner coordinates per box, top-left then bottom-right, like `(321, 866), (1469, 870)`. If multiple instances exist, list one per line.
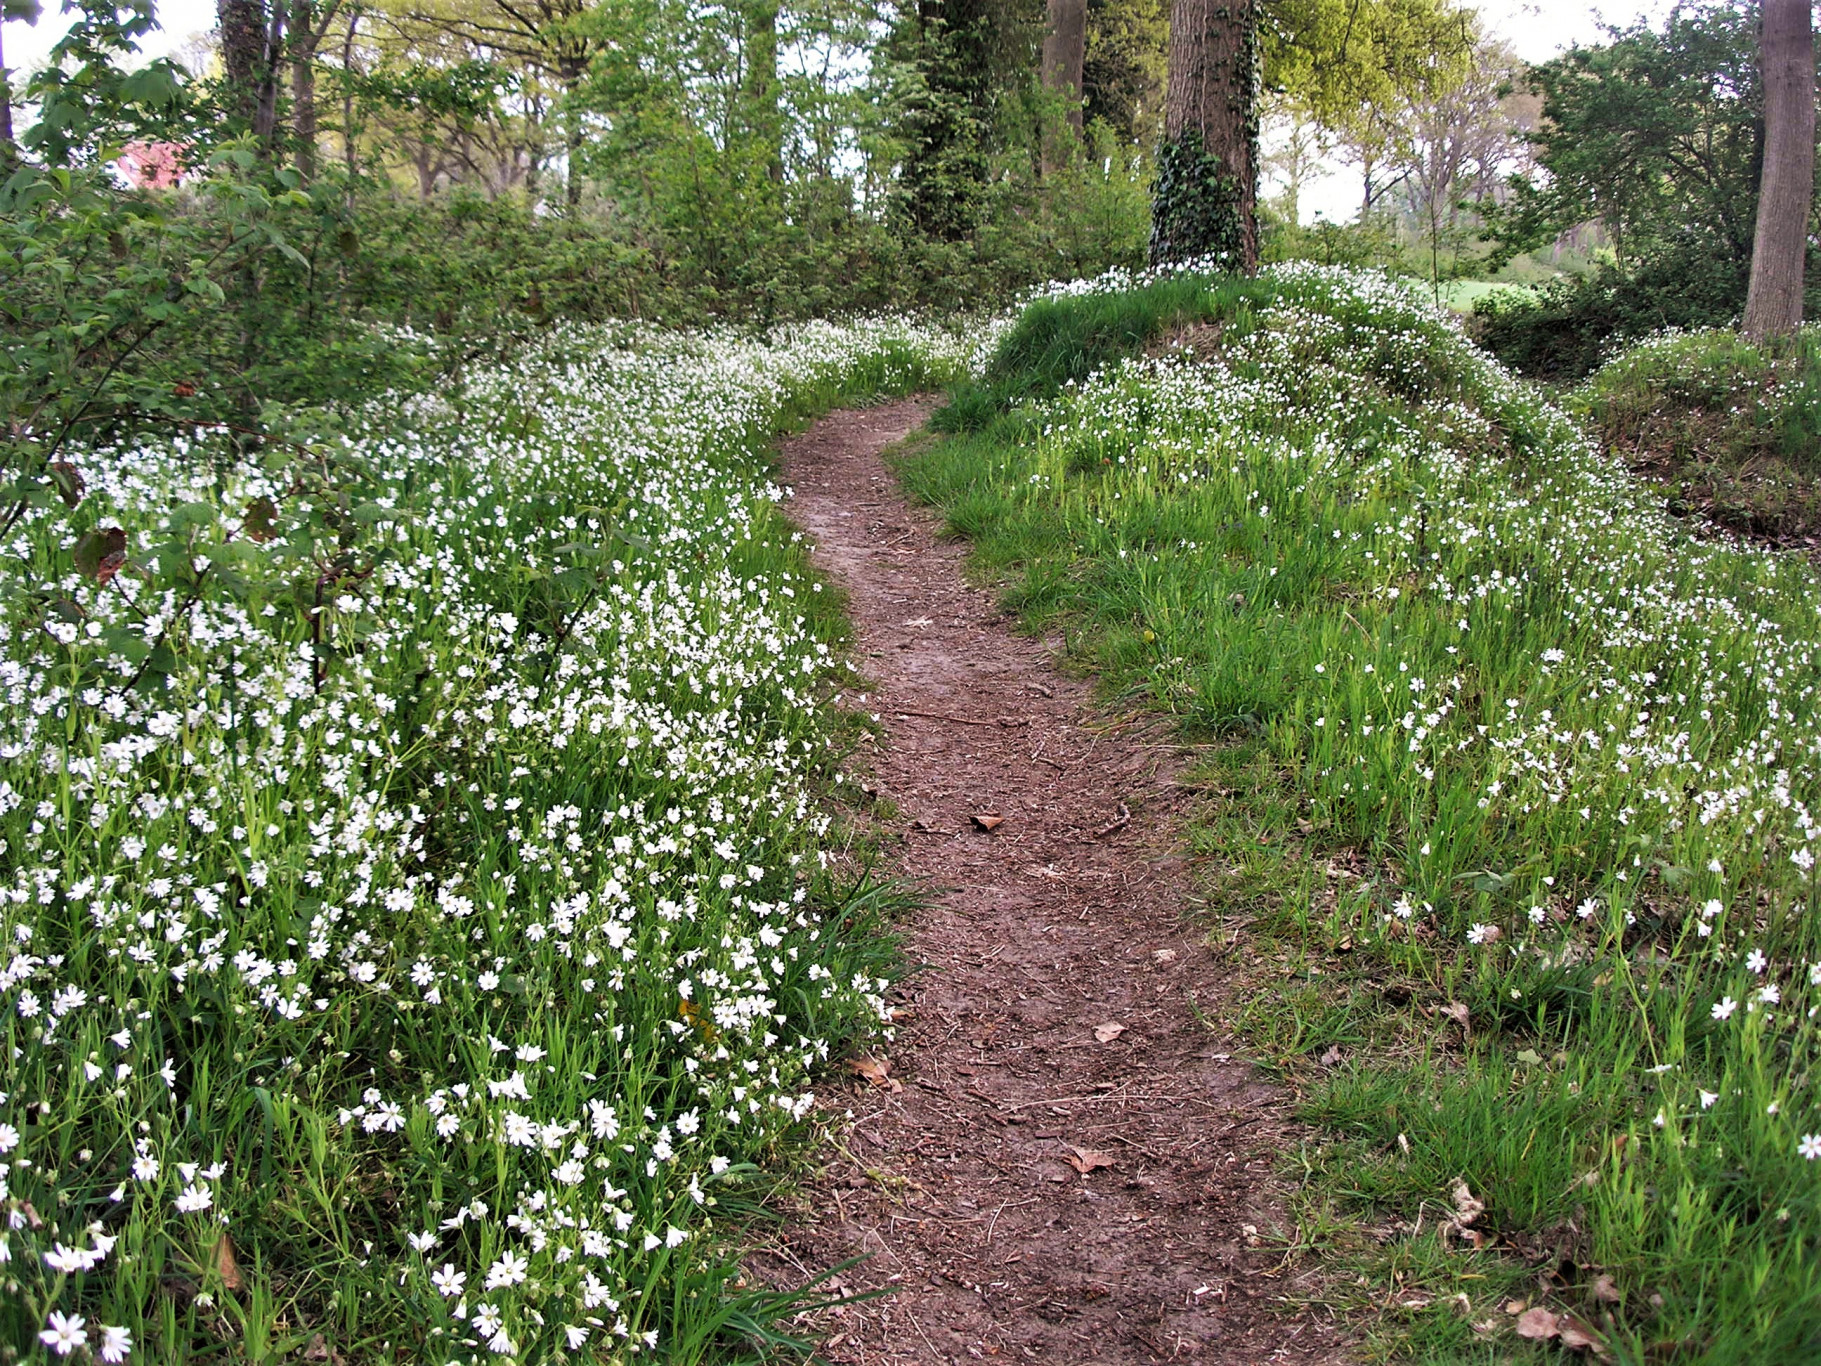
(73, 526), (127, 582)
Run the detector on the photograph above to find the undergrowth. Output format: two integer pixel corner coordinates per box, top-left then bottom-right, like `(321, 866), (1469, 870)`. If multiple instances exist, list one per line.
(1572, 326), (1821, 543)
(899, 264), (1821, 1363)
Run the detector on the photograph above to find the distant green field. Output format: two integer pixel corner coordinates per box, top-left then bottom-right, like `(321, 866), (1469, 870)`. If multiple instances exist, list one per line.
(1437, 278), (1537, 311)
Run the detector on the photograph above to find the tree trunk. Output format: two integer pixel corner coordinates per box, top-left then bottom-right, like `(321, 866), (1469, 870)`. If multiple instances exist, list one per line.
(0, 22), (15, 162)
(897, 0), (994, 239)
(1151, 0), (1259, 270)
(744, 0), (785, 183)
(1041, 0), (1086, 171)
(1742, 0), (1815, 340)
(291, 0), (317, 179)
(218, 0), (269, 131)
(218, 0), (288, 153)
(340, 9), (358, 181)
(253, 0), (287, 150)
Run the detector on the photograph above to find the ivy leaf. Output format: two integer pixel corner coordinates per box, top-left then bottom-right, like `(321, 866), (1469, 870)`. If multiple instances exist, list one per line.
(74, 526), (127, 583)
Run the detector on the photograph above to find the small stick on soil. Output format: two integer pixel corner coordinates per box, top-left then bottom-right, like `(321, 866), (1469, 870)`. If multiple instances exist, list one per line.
(1092, 803), (1132, 840)
(894, 709), (1000, 728)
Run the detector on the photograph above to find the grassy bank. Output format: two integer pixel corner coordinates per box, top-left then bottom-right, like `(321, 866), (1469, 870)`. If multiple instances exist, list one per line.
(1572, 326), (1821, 544)
(0, 319), (975, 1363)
(898, 265), (1821, 1363)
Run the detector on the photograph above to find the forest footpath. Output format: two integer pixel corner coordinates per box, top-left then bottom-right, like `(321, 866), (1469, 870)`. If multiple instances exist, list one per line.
(763, 401), (1350, 1365)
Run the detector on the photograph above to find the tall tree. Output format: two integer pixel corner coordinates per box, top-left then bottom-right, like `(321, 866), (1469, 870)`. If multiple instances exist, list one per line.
(287, 0), (345, 178)
(892, 0), (999, 238)
(1041, 0), (1087, 154)
(1151, 0), (1260, 268)
(1742, 0), (1816, 338)
(742, 0), (784, 183)
(0, 12), (15, 160)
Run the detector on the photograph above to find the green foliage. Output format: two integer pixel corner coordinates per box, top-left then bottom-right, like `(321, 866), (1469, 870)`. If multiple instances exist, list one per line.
(1490, 1), (1767, 268)
(1473, 248), (1755, 380)
(1149, 130), (1250, 268)
(901, 265), (1821, 1359)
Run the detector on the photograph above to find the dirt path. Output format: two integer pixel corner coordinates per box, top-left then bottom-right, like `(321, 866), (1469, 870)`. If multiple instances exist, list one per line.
(769, 400), (1348, 1365)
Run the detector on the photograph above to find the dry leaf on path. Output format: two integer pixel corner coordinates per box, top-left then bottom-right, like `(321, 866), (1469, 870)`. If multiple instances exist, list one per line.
(1559, 1316), (1609, 1354)
(1151, 948), (1177, 964)
(1093, 1022), (1126, 1043)
(971, 813), (1004, 832)
(1450, 1179), (1484, 1225)
(1319, 1045), (1344, 1067)
(1592, 1274), (1621, 1303)
(1064, 1144), (1116, 1175)
(847, 1054), (891, 1086)
(1437, 1000), (1471, 1036)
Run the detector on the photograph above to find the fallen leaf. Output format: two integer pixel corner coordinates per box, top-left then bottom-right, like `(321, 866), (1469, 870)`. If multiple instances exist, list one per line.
(1516, 1047), (1544, 1066)
(1093, 1022), (1126, 1043)
(1514, 1307), (1561, 1341)
(1438, 1000), (1471, 1036)
(971, 813), (1004, 832)
(1064, 1144), (1115, 1175)
(1151, 948), (1177, 964)
(1504, 1299), (1528, 1315)
(1592, 1274), (1621, 1303)
(847, 1054), (891, 1086)
(215, 1232), (244, 1291)
(1559, 1316), (1608, 1354)
(1319, 1045), (1344, 1067)
(1450, 1179), (1484, 1226)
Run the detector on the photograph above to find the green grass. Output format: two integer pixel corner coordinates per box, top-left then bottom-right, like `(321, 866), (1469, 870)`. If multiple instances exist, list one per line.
(1572, 325), (1821, 540)
(931, 272), (1281, 431)
(1437, 280), (1535, 313)
(897, 264), (1821, 1363)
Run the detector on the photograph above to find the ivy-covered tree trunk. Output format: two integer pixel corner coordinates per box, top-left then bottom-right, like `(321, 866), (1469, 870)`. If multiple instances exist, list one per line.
(1742, 0), (1815, 339)
(217, 0), (287, 151)
(1151, 0), (1258, 270)
(1041, 0), (1087, 170)
(291, 0), (317, 179)
(744, 0), (785, 184)
(896, 0), (996, 239)
(0, 21), (15, 162)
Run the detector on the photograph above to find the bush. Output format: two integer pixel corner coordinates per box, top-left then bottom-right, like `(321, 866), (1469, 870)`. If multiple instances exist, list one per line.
(1472, 247), (1752, 380)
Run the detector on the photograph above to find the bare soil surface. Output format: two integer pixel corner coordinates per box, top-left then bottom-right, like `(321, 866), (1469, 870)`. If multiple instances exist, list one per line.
(762, 399), (1349, 1364)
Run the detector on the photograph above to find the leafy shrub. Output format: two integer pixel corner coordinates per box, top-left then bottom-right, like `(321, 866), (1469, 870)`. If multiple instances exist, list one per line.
(1472, 247), (1752, 380)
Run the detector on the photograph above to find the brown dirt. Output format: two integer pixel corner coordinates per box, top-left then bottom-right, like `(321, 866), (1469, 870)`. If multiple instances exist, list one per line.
(760, 399), (1351, 1365)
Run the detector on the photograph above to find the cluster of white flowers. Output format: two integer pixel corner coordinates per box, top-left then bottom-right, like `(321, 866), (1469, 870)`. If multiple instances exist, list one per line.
(0, 317), (976, 1360)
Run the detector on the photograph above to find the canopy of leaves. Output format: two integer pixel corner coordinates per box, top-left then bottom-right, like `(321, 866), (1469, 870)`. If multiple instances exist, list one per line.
(1488, 0), (1773, 265)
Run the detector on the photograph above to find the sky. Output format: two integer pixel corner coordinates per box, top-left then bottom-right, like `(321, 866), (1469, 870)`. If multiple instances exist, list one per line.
(3, 0), (1681, 222)
(2, 0), (1687, 79)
